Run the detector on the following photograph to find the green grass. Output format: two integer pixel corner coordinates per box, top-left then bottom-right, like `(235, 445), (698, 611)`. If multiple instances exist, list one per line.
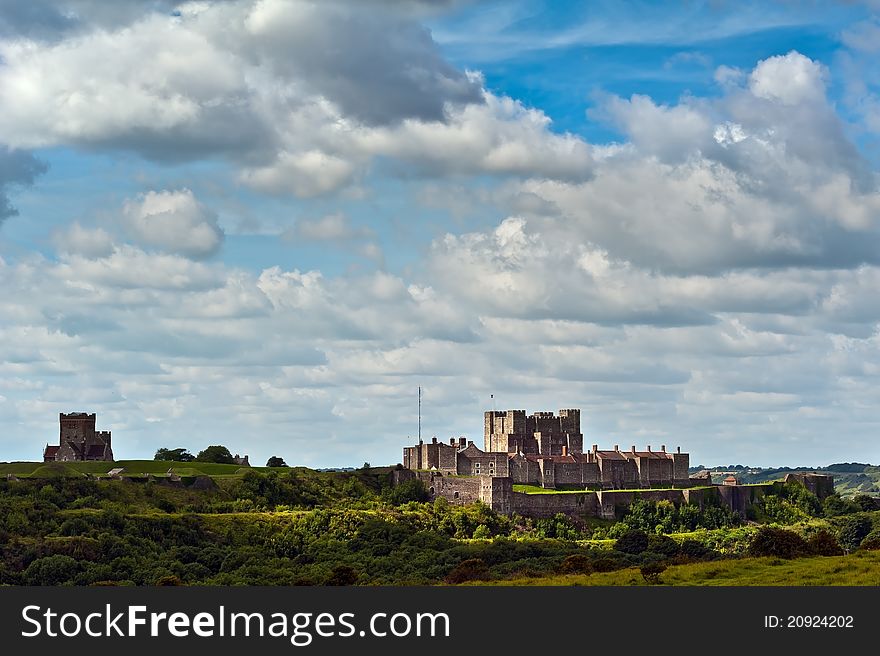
(0, 460), (302, 478)
(512, 485), (591, 494)
(465, 551), (880, 586)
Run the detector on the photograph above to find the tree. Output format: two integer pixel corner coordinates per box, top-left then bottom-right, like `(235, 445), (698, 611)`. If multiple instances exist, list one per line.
(195, 445), (234, 464)
(154, 447), (195, 462)
(837, 515), (872, 552)
(266, 456), (288, 468)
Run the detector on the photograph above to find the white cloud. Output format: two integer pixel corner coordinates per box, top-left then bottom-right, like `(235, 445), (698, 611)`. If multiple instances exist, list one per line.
(748, 51), (827, 106)
(121, 189), (224, 258)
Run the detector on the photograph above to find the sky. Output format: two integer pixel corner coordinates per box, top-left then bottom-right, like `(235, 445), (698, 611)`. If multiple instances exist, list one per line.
(2, 0), (880, 469)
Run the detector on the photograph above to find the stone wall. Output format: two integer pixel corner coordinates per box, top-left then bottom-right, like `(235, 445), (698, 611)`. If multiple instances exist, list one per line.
(783, 473), (834, 500)
(511, 491), (598, 518)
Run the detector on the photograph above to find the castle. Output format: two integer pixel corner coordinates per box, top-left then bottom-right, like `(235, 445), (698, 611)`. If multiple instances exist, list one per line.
(43, 412), (114, 462)
(403, 409), (690, 490)
(399, 407), (834, 518)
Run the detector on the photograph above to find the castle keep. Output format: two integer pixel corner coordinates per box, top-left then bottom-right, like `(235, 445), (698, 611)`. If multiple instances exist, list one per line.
(43, 412), (114, 462)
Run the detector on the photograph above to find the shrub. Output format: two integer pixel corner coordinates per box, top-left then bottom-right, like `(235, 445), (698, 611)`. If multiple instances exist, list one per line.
(679, 539), (710, 559)
(559, 554), (592, 575)
(325, 565), (359, 586)
(805, 530), (843, 556)
(155, 575), (182, 586)
(445, 559), (489, 584)
(615, 529), (649, 555)
(859, 530), (880, 551)
(640, 561), (667, 584)
(748, 527), (808, 559)
(24, 555), (80, 585)
(472, 525), (491, 539)
(647, 534), (680, 557)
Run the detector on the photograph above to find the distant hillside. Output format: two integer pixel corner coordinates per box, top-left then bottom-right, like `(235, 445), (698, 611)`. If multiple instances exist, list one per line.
(689, 463), (880, 496)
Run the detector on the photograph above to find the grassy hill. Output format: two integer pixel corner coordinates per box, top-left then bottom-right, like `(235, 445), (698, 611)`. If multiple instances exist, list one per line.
(0, 460), (306, 478)
(696, 463), (880, 496)
(469, 550), (880, 586)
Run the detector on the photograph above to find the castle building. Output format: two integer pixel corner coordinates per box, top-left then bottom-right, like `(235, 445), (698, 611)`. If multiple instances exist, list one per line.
(43, 412), (114, 462)
(402, 408), (690, 490)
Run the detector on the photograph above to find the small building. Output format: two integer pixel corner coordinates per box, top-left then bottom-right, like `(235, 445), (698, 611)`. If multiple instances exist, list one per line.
(233, 454), (250, 467)
(722, 475), (738, 486)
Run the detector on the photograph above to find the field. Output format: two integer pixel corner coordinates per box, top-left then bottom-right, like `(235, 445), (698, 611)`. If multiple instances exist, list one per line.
(0, 460), (307, 478)
(470, 550), (880, 586)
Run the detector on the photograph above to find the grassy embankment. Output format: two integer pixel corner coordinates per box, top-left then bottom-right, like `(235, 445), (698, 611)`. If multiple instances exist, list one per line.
(0, 460), (347, 479)
(467, 550), (880, 586)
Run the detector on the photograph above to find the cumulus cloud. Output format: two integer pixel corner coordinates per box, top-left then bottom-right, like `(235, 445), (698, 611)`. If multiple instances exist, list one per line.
(121, 189), (224, 258)
(0, 1), (592, 196)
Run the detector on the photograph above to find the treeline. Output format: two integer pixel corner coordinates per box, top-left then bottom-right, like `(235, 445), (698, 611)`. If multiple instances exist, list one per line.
(2, 473), (880, 586)
(154, 445), (287, 468)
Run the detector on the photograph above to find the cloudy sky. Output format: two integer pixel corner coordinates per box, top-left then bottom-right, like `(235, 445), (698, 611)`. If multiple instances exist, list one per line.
(2, 0), (880, 468)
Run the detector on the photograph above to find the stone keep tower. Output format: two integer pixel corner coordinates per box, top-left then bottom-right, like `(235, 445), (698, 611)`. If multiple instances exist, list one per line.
(484, 408), (583, 455)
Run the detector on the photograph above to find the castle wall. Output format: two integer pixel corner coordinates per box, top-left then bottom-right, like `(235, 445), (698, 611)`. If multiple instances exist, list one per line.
(783, 473), (834, 500)
(511, 491), (598, 518)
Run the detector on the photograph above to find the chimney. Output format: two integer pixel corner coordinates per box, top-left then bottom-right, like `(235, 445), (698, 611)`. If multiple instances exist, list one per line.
(562, 445), (568, 456)
(647, 445), (652, 452)
(631, 445), (636, 454)
(677, 446), (681, 454)
(450, 438), (455, 445)
(661, 445), (666, 453)
(459, 437), (466, 447)
(592, 444), (598, 454)
(432, 437), (437, 444)
(614, 445), (619, 452)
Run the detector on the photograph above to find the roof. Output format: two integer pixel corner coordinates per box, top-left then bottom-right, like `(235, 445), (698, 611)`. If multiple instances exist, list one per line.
(627, 451), (673, 460)
(516, 453), (592, 464)
(107, 468), (125, 476)
(724, 475), (738, 482)
(594, 450), (627, 461)
(86, 444), (107, 458)
(43, 446), (59, 458)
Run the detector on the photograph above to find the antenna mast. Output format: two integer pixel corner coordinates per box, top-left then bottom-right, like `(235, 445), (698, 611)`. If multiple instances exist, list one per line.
(418, 386), (421, 442)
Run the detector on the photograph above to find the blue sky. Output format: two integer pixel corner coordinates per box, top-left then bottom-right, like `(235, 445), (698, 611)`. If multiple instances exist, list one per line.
(1, 0), (880, 468)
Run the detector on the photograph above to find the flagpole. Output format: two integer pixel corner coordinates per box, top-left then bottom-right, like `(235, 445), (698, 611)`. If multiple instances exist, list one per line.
(418, 386), (421, 442)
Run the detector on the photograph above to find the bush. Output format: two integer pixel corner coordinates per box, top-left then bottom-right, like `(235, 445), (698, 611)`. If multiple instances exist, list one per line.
(647, 534), (680, 557)
(805, 530), (843, 556)
(381, 479), (428, 505)
(748, 527), (808, 559)
(679, 539), (710, 559)
(155, 575), (183, 586)
(859, 530), (880, 551)
(445, 559), (489, 584)
(559, 554), (592, 575)
(640, 561), (667, 584)
(325, 565), (359, 586)
(24, 555), (80, 585)
(615, 529), (649, 555)
(472, 525), (491, 539)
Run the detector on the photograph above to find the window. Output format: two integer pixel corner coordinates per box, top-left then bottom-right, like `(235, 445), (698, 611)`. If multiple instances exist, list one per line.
(474, 462), (481, 475)
(453, 491), (459, 499)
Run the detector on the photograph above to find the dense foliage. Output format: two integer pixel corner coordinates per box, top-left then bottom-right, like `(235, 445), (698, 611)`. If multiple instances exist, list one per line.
(0, 472), (877, 586)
